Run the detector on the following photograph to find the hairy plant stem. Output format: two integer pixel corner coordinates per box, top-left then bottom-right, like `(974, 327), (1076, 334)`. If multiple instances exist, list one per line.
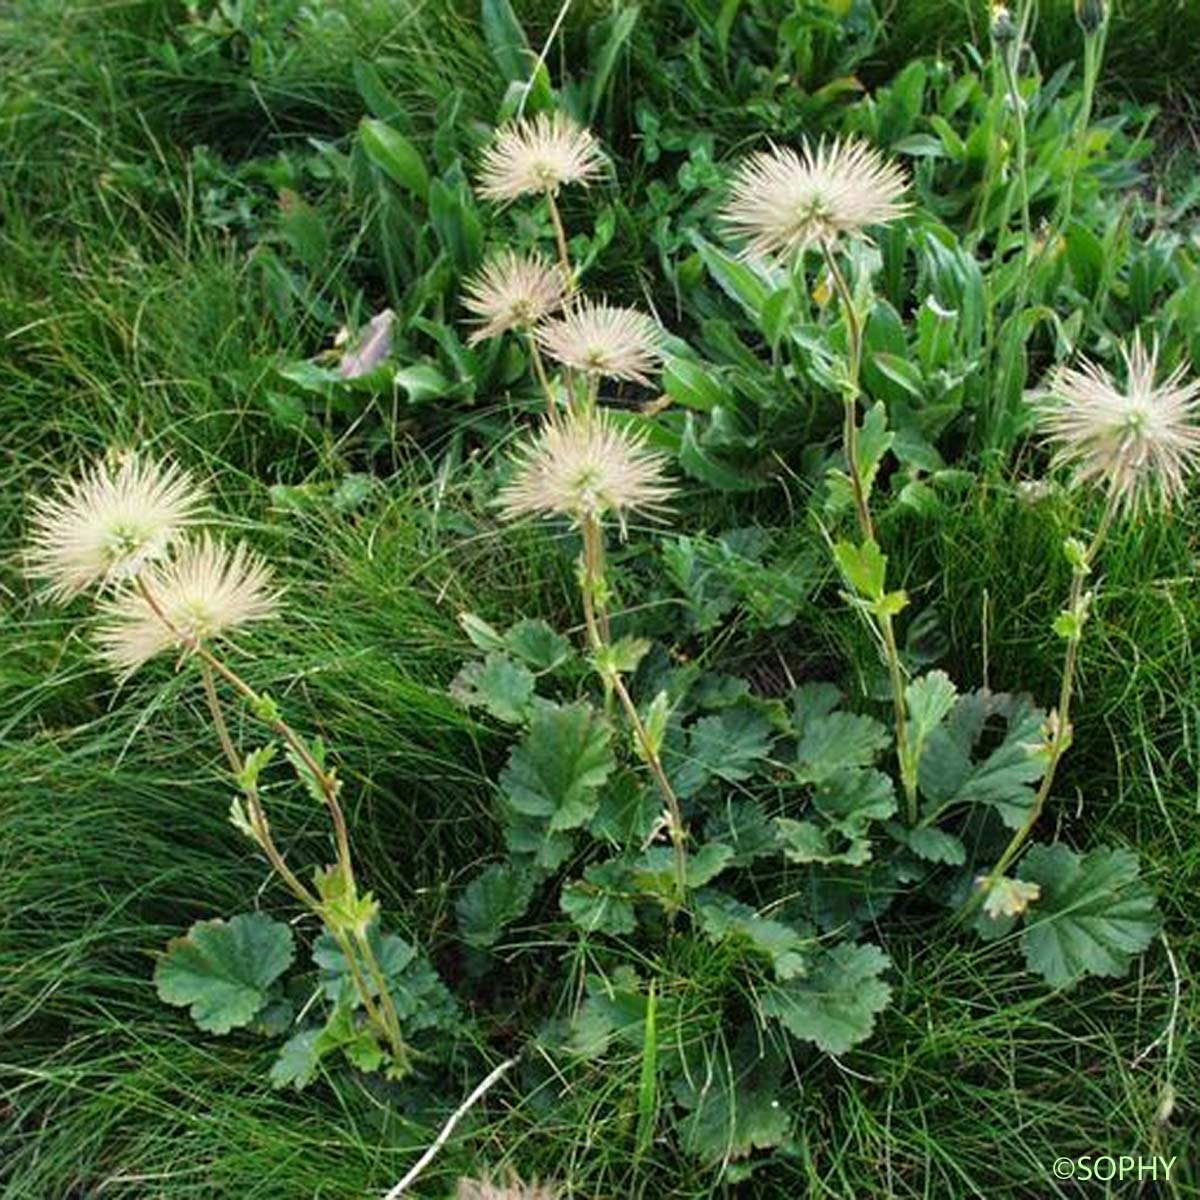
(967, 489), (1120, 913)
(541, 185), (580, 412)
(820, 243), (916, 821)
(1057, 21), (1107, 237)
(137, 577), (411, 1067)
(525, 330), (559, 427)
(579, 514), (688, 904)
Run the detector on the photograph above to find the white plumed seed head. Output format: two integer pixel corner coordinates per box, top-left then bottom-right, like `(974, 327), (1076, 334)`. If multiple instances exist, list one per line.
(497, 410), (674, 531)
(1037, 335), (1200, 513)
(95, 534), (280, 676)
(721, 137), (909, 261)
(462, 251), (569, 344)
(456, 1178), (557, 1200)
(26, 452), (207, 602)
(476, 112), (605, 202)
(535, 300), (664, 385)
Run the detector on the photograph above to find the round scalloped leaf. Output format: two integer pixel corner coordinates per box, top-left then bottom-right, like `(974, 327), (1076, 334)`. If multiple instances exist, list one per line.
(155, 913), (295, 1035)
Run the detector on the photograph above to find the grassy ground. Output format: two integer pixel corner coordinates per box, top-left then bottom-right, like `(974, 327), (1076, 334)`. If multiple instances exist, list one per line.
(3, 2), (1199, 1198)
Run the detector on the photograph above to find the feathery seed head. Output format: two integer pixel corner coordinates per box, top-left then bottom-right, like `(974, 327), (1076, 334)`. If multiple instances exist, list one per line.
(26, 452), (207, 602)
(497, 410), (674, 531)
(462, 251), (569, 344)
(476, 112), (605, 202)
(721, 138), (909, 262)
(95, 534), (280, 676)
(1036, 335), (1200, 513)
(456, 1177), (557, 1200)
(535, 300), (664, 385)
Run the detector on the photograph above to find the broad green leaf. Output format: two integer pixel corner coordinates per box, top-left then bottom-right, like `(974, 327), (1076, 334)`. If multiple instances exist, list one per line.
(481, 0), (531, 81)
(314, 925), (457, 1034)
(561, 859), (638, 935)
(680, 413), (759, 492)
(457, 862), (538, 948)
(458, 612), (506, 652)
(313, 925), (415, 1004)
(156, 914), (294, 1035)
(663, 358), (728, 412)
(1019, 845), (1159, 988)
(692, 234), (768, 321)
(695, 889), (809, 979)
(358, 117), (429, 200)
(504, 618), (573, 671)
(449, 652), (535, 724)
(588, 771), (662, 845)
(776, 816), (872, 866)
(269, 997), (384, 1091)
(832, 538), (887, 601)
(501, 702), (615, 832)
(670, 705), (774, 799)
(675, 1033), (791, 1162)
(905, 671), (958, 742)
(905, 825), (966, 865)
(918, 690), (1048, 827)
(763, 942), (892, 1054)
(795, 711), (890, 783)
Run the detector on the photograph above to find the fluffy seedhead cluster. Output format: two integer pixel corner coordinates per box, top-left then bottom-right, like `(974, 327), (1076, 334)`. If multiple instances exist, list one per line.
(456, 1176), (557, 1200)
(26, 452), (207, 600)
(497, 408), (674, 531)
(1037, 335), (1200, 513)
(462, 250), (569, 345)
(535, 300), (664, 386)
(468, 111), (671, 521)
(477, 112), (605, 202)
(26, 453), (279, 674)
(721, 137), (910, 262)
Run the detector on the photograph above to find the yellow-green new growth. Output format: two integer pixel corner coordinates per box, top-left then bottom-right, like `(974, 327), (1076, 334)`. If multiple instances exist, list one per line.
(721, 137), (909, 262)
(26, 452), (206, 600)
(1037, 335), (1200, 514)
(497, 410), (674, 533)
(476, 112), (605, 203)
(96, 534), (280, 675)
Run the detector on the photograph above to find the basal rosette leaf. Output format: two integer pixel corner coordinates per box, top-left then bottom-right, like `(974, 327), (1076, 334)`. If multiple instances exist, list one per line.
(500, 700), (615, 832)
(918, 689), (1048, 827)
(456, 861), (538, 948)
(155, 913), (295, 1035)
(1017, 844), (1160, 988)
(449, 651), (535, 724)
(668, 704), (774, 799)
(674, 1032), (791, 1162)
(762, 942), (892, 1055)
(695, 889), (810, 979)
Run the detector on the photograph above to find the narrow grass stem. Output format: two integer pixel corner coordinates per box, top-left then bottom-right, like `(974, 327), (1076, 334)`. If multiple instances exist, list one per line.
(580, 515), (688, 903)
(965, 490), (1120, 913)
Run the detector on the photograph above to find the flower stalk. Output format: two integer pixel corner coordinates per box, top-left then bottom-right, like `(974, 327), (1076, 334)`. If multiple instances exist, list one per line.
(136, 575), (412, 1070)
(820, 242), (917, 823)
(579, 515), (689, 905)
(969, 488), (1120, 911)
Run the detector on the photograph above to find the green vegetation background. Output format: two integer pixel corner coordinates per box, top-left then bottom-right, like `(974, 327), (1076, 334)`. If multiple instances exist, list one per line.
(2, 1), (1198, 1196)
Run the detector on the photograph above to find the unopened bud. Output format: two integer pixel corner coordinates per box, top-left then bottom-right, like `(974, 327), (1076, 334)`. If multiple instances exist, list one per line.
(991, 3), (1018, 44)
(1075, 0), (1106, 35)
